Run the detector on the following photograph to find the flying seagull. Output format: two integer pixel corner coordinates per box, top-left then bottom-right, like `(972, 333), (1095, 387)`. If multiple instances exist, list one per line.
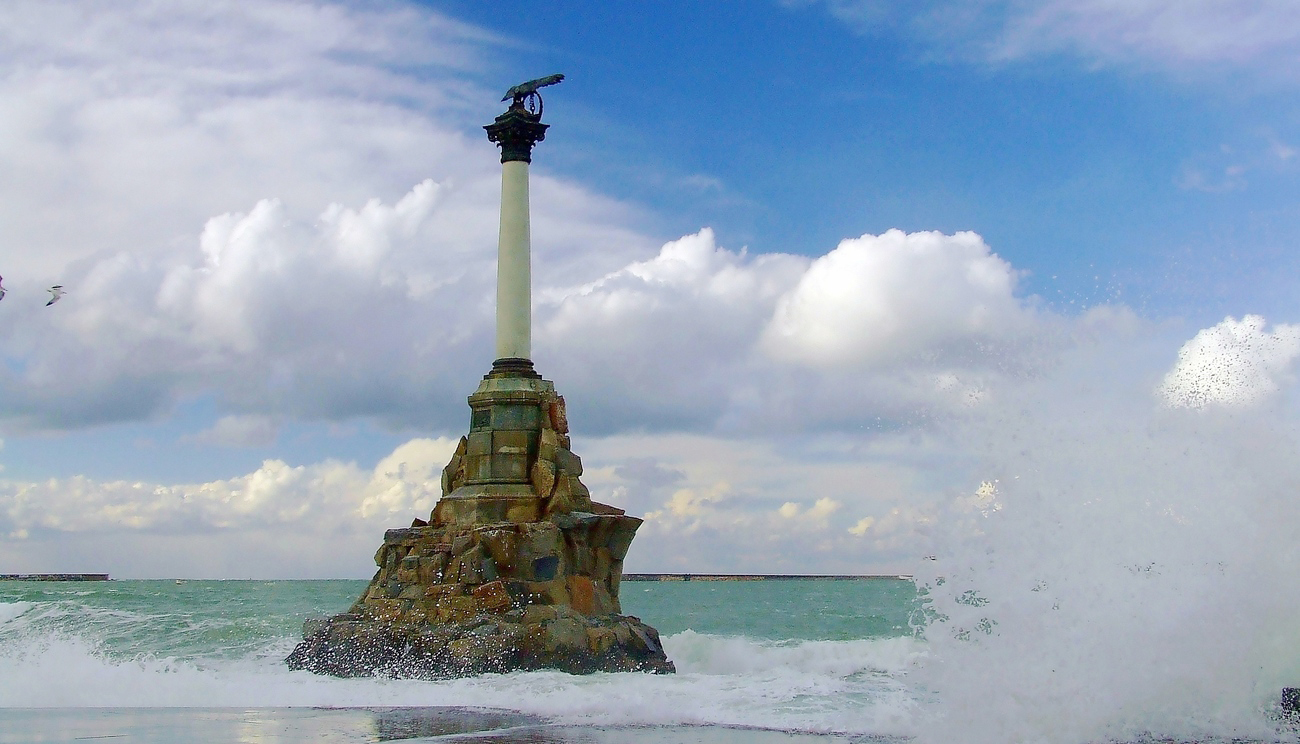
(46, 285), (64, 306)
(0, 275), (5, 302)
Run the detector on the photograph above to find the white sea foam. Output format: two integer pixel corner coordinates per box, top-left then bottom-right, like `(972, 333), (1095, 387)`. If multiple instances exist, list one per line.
(910, 342), (1300, 744)
(0, 628), (921, 736)
(0, 601), (33, 625)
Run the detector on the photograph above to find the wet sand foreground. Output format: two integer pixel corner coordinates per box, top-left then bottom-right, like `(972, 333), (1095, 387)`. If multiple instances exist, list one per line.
(0, 707), (871, 743)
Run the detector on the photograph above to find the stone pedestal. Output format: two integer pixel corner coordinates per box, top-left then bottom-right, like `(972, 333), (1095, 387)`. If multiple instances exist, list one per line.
(286, 361), (674, 678)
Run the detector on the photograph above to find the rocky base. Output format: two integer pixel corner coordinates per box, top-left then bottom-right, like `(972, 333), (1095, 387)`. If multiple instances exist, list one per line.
(285, 363), (674, 678)
(286, 607), (673, 678)
(284, 511), (674, 678)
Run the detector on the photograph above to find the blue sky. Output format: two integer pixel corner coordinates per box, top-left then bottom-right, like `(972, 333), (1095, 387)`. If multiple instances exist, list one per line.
(2, 0), (1300, 577)
(438, 0), (1300, 317)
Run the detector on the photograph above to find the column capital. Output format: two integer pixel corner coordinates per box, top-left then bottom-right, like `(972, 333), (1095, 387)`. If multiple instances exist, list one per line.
(485, 105), (549, 164)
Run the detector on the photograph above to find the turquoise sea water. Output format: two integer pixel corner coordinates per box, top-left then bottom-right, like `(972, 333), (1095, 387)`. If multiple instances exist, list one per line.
(0, 579), (924, 742)
(2, 578), (1296, 743)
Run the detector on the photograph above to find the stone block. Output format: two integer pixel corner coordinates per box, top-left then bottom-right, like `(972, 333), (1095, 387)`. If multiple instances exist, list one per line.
(606, 518), (642, 561)
(424, 584), (460, 600)
(441, 436), (468, 496)
(471, 580), (514, 614)
(593, 584), (617, 615)
(466, 431), (493, 457)
(532, 555), (559, 581)
(612, 622), (633, 646)
(437, 596), (477, 623)
(367, 600), (404, 623)
(532, 578), (569, 606)
(609, 559), (623, 597)
(531, 459), (557, 499)
(567, 575), (596, 616)
(569, 476), (591, 500)
(538, 428), (559, 458)
(549, 396), (569, 434)
(566, 538), (594, 575)
(505, 500), (541, 523)
(493, 429), (533, 455)
(466, 455), (491, 482)
(471, 407), (491, 430)
(384, 579), (405, 599)
(398, 584), (425, 600)
(455, 548), (485, 585)
(594, 547), (612, 582)
(523, 523), (560, 557)
(481, 555), (499, 582)
(490, 453), (529, 481)
(417, 554), (447, 584)
(554, 448), (582, 476)
(545, 618), (586, 651)
(586, 626), (616, 654)
(492, 404), (540, 431)
(547, 476), (580, 515)
(478, 528), (518, 569)
(452, 534), (472, 555)
(630, 623), (664, 655)
(522, 604), (558, 624)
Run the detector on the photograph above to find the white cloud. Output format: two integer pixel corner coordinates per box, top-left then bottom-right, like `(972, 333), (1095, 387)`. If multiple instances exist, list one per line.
(795, 1), (1300, 80)
(189, 414), (280, 448)
(762, 229), (1037, 368)
(0, 0), (1086, 439)
(1158, 314), (1300, 409)
(0, 0), (501, 284)
(0, 436), (453, 534)
(0, 431), (938, 576)
(848, 516), (875, 535)
(580, 433), (939, 573)
(990, 0), (1300, 69)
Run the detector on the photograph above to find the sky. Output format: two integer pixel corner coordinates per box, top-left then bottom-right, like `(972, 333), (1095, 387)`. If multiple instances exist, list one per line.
(1, 0), (1299, 578)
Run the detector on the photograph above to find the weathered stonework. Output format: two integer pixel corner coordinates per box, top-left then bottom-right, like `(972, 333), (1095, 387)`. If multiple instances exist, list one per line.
(286, 363), (674, 678)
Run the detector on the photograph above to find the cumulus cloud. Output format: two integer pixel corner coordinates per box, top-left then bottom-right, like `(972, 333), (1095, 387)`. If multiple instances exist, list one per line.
(0, 436), (454, 535)
(533, 226), (1074, 436)
(3, 206), (1077, 439)
(578, 433), (941, 573)
(1159, 314), (1300, 409)
(0, 0), (1090, 441)
(762, 229), (1038, 368)
(0, 431), (943, 576)
(0, 0), (500, 284)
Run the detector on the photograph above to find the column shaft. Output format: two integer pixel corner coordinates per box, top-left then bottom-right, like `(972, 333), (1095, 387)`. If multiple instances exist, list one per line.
(496, 160), (531, 360)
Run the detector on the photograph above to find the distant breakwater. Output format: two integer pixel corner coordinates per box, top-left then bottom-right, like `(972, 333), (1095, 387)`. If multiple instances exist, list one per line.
(622, 574), (912, 581)
(0, 573), (110, 581)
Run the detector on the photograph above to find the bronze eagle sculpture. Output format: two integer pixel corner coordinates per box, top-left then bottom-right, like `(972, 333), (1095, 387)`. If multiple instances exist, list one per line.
(502, 74), (565, 103)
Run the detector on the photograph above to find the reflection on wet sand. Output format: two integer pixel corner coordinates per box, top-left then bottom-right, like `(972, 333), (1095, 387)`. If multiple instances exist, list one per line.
(0, 707), (871, 743)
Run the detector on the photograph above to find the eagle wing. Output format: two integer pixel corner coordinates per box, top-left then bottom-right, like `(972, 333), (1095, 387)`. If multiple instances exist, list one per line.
(502, 73), (565, 101)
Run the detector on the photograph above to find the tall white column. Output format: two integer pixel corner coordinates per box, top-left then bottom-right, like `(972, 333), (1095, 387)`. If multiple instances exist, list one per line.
(496, 160), (531, 360)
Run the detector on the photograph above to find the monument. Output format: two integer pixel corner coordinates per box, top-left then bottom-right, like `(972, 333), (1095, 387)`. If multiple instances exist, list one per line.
(286, 76), (675, 677)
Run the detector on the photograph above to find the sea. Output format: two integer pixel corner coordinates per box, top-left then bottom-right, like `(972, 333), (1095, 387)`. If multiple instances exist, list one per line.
(1, 576), (1298, 744)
